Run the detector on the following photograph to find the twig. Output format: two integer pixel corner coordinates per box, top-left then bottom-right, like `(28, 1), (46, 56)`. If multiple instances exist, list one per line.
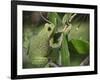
(40, 12), (52, 24)
(49, 62), (59, 67)
(69, 13), (77, 23)
(80, 57), (89, 66)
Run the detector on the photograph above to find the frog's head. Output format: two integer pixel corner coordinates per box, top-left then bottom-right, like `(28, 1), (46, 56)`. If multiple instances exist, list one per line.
(44, 23), (55, 37)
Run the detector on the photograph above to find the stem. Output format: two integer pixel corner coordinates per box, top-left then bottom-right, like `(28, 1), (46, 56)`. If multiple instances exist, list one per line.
(40, 12), (52, 24)
(49, 62), (59, 67)
(69, 13), (77, 22)
(80, 57), (89, 66)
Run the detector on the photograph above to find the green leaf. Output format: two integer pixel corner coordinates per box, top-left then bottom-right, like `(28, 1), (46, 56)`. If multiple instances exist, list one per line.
(67, 14), (89, 66)
(68, 14), (89, 41)
(48, 12), (62, 26)
(69, 39), (89, 55)
(60, 33), (70, 66)
(48, 12), (58, 25)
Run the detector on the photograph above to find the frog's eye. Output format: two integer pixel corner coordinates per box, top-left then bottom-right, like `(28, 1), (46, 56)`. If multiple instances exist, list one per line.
(48, 27), (51, 31)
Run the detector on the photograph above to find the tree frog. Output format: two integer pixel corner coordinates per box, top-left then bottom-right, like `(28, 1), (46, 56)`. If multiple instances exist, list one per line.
(28, 23), (55, 67)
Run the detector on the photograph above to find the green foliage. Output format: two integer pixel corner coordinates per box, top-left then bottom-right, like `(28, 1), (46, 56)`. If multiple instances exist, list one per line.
(23, 12), (90, 68)
(69, 39), (89, 55)
(68, 14), (89, 41)
(68, 39), (89, 66)
(60, 33), (70, 66)
(48, 12), (58, 25)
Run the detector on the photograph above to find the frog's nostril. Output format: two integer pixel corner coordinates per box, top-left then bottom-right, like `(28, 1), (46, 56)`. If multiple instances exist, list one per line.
(48, 27), (51, 31)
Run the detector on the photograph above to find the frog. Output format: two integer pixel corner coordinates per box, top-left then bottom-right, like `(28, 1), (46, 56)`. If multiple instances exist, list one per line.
(27, 23), (55, 67)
